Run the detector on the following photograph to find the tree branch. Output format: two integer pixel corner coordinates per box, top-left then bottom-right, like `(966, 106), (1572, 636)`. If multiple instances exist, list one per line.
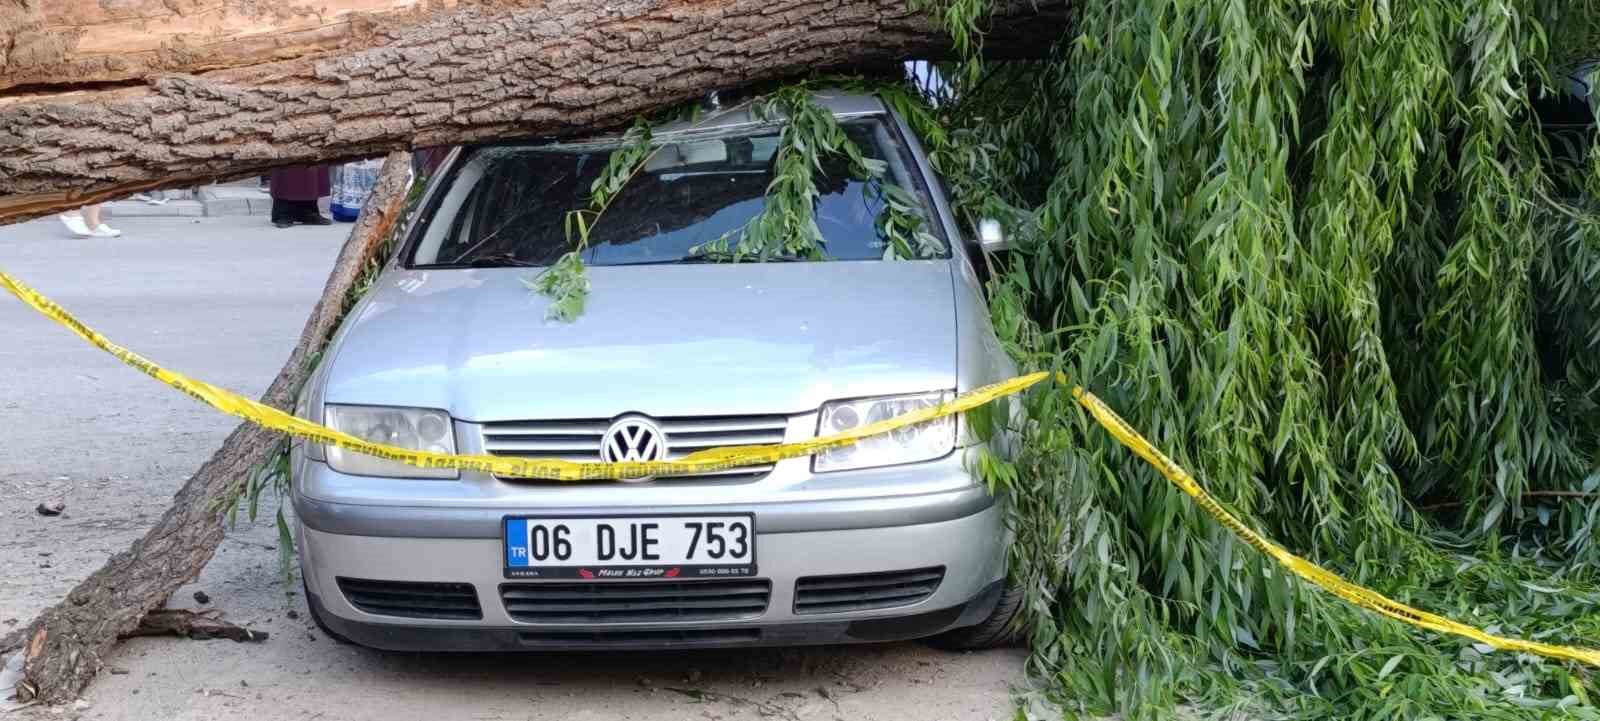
(124, 610), (269, 643)
(1417, 490), (1600, 513)
(1, 151), (413, 706)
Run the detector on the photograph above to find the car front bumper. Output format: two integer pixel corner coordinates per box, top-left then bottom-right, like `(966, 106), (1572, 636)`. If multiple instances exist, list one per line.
(294, 482), (1006, 650)
(305, 579), (1005, 651)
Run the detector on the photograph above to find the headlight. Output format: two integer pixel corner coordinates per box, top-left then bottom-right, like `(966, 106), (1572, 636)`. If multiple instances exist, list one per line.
(324, 404), (458, 479)
(813, 391), (956, 472)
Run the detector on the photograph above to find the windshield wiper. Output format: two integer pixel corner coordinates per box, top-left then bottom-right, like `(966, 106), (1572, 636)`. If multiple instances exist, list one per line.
(675, 253), (809, 264)
(464, 254), (537, 268)
(413, 253), (540, 270)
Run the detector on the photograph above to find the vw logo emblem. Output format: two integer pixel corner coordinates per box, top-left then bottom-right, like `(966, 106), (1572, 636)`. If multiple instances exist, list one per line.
(601, 415), (667, 482)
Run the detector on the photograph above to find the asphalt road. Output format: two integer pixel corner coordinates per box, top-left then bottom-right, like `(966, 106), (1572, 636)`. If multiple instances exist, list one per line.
(0, 216), (1023, 720)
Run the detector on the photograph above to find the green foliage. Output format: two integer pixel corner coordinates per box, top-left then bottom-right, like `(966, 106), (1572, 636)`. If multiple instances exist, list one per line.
(566, 119), (657, 247)
(524, 251), (590, 322)
(1548, 1), (1600, 72)
(896, 0), (1600, 718)
(691, 85), (899, 261)
(528, 119), (657, 320)
(544, 87), (945, 308)
(216, 439), (295, 585)
(740, 86), (885, 259)
(873, 181), (946, 260)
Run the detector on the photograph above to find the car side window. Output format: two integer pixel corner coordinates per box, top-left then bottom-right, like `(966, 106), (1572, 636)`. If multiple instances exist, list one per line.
(412, 155), (491, 264)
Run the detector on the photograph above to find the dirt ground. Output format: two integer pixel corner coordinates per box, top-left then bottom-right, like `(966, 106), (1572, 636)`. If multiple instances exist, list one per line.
(0, 216), (1026, 720)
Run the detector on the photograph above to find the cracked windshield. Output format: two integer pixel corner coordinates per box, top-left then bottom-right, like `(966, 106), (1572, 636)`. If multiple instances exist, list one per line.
(409, 119), (948, 268)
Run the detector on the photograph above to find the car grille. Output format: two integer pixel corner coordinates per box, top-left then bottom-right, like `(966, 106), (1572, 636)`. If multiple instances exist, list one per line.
(336, 577), (482, 620)
(500, 579), (772, 623)
(793, 567), (945, 615)
(481, 414), (788, 483)
(516, 628), (763, 648)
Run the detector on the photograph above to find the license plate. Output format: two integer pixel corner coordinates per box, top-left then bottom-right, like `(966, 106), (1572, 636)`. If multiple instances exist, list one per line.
(502, 514), (756, 580)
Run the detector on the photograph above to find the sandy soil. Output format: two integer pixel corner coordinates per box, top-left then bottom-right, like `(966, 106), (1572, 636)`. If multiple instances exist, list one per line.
(0, 216), (1026, 721)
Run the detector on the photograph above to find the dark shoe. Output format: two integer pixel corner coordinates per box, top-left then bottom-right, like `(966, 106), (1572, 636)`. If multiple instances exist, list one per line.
(303, 214), (334, 226)
(273, 219), (295, 229)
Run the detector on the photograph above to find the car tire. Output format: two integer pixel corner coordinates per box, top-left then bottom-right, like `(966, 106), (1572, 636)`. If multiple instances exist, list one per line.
(928, 584), (1025, 651)
(303, 582), (355, 646)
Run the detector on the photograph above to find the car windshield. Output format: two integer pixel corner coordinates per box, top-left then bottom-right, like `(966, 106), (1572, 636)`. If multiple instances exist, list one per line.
(407, 118), (949, 268)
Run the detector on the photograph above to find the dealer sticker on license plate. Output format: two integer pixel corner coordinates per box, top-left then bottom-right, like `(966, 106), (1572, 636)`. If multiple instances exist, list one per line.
(503, 514), (757, 580)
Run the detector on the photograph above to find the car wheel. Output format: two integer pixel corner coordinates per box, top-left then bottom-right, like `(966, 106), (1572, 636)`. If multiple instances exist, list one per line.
(927, 584), (1025, 651)
(303, 582), (355, 646)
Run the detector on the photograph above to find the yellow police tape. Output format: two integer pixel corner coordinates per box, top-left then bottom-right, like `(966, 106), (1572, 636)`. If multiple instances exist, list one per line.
(1073, 388), (1600, 667)
(4, 266), (1599, 668)
(0, 270), (1044, 482)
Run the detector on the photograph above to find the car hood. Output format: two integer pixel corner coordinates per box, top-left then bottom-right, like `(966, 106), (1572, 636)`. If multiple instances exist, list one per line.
(322, 261), (958, 421)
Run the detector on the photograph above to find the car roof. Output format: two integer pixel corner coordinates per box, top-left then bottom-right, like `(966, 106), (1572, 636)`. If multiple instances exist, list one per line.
(651, 90), (888, 134)
(466, 91), (889, 150)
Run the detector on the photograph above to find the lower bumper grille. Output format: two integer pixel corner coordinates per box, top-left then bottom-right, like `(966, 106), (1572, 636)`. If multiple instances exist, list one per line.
(500, 579), (772, 623)
(794, 567), (945, 615)
(337, 577), (482, 620)
(517, 628), (763, 648)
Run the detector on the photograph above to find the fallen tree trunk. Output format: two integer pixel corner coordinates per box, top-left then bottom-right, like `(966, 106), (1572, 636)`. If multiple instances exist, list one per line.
(0, 0), (1068, 225)
(0, 151), (412, 706)
(0, 0), (477, 91)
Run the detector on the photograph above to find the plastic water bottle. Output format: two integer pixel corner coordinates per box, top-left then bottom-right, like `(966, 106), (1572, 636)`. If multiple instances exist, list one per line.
(331, 159), (383, 222)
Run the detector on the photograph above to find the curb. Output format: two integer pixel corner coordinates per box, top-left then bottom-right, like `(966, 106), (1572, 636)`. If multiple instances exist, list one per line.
(100, 188), (328, 219)
(198, 186), (275, 217)
(104, 200), (204, 218)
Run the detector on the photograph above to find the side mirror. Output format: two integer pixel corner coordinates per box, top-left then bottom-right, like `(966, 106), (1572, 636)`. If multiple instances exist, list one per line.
(977, 218), (1009, 252)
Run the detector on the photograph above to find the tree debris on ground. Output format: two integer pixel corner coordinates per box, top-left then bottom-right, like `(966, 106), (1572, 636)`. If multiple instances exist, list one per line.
(122, 610), (266, 644)
(0, 151), (415, 705)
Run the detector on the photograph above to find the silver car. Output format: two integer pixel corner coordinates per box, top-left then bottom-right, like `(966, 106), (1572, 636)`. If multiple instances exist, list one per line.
(291, 92), (1021, 651)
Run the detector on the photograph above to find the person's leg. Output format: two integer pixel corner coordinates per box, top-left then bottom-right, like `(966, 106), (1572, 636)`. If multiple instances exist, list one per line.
(295, 199), (332, 225)
(82, 204), (121, 237)
(58, 211), (90, 237)
(271, 198), (296, 228)
(78, 204), (121, 237)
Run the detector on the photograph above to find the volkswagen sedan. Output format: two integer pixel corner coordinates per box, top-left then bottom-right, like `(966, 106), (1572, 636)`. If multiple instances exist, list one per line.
(291, 92), (1021, 651)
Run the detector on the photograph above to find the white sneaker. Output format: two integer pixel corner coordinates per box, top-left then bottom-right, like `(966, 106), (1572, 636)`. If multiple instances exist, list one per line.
(89, 224), (122, 238)
(58, 213), (91, 237)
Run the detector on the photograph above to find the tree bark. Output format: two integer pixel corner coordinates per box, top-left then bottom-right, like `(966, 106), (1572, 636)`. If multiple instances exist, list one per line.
(0, 0), (1067, 225)
(0, 1), (479, 91)
(0, 151), (412, 706)
(124, 610), (269, 643)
